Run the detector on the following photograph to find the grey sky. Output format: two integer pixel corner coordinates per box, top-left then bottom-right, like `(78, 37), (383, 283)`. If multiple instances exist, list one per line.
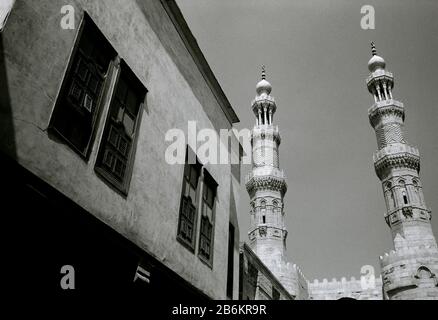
(177, 0), (438, 280)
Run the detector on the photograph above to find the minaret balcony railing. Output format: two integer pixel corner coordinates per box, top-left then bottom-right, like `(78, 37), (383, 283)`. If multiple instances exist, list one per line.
(245, 168), (287, 195)
(246, 166), (286, 181)
(384, 205), (432, 225)
(253, 123), (279, 131)
(373, 143), (419, 162)
(251, 125), (281, 144)
(368, 99), (403, 113)
(252, 124), (280, 136)
(373, 143), (420, 178)
(251, 95), (276, 106)
(368, 99), (405, 126)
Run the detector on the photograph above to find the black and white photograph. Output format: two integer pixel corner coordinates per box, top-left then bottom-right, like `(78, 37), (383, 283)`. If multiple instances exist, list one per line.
(1, 0), (437, 314)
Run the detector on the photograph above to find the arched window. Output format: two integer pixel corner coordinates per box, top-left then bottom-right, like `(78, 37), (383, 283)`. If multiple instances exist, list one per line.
(250, 202), (255, 225)
(402, 191), (408, 205)
(261, 200), (266, 224)
(199, 170), (218, 265)
(410, 179), (419, 204)
(390, 192), (395, 208)
(272, 200), (279, 224)
(416, 266), (432, 279)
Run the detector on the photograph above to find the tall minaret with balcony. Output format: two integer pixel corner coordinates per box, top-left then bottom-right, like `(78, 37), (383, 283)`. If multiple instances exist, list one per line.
(366, 43), (438, 300)
(245, 67), (299, 295)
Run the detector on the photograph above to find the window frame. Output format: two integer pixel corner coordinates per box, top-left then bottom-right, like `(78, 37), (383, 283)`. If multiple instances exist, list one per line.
(48, 13), (116, 160)
(198, 168), (217, 267)
(226, 223), (235, 299)
(176, 148), (219, 268)
(94, 59), (147, 196)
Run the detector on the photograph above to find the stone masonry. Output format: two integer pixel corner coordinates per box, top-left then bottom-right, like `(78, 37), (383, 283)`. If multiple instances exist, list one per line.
(366, 43), (438, 300)
(245, 67), (308, 299)
(244, 46), (438, 299)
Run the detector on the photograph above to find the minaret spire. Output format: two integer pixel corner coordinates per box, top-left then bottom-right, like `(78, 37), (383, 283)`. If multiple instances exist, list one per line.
(252, 65), (276, 126)
(261, 65), (266, 80)
(365, 45), (438, 300)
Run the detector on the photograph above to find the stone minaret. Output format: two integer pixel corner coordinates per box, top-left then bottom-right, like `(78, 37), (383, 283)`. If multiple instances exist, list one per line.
(246, 67), (296, 292)
(366, 43), (438, 300)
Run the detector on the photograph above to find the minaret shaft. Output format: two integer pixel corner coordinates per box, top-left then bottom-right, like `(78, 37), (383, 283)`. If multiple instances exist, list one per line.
(366, 43), (438, 300)
(246, 69), (288, 269)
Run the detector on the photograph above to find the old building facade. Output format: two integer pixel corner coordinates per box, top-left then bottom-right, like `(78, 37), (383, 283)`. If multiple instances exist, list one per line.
(1, 0), (241, 299)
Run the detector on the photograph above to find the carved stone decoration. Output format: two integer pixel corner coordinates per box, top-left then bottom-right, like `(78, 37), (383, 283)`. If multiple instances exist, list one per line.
(366, 43), (438, 300)
(374, 151), (420, 179)
(272, 229), (281, 238)
(259, 226), (267, 237)
(368, 102), (404, 128)
(414, 266), (434, 280)
(389, 212), (399, 225)
(414, 266), (438, 288)
(245, 174), (287, 196)
(402, 206), (413, 218)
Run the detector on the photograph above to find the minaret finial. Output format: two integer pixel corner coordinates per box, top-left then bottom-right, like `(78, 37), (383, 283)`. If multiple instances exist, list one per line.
(261, 65), (266, 80)
(371, 41), (377, 56)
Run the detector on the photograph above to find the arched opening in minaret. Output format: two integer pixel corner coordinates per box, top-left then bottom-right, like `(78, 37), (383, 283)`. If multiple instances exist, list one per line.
(390, 192), (395, 209)
(402, 191), (408, 205)
(273, 200), (280, 224)
(261, 200), (266, 224)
